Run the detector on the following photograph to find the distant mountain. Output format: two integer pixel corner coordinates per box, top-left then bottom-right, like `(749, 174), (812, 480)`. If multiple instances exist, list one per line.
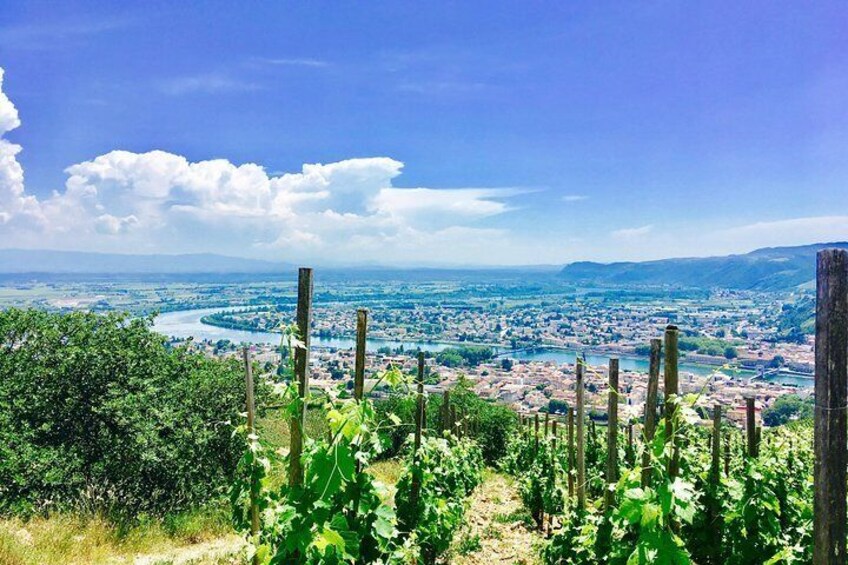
(0, 249), (288, 274)
(559, 242), (848, 291)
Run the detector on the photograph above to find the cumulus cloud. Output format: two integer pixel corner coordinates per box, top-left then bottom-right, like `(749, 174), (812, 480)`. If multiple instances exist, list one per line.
(0, 67), (519, 263)
(0, 68), (42, 228)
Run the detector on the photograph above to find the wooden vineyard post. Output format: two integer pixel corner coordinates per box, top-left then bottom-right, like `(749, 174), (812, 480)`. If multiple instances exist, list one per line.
(243, 347), (260, 564)
(663, 325), (679, 479)
(354, 309), (367, 401)
(545, 412), (550, 437)
(724, 433), (730, 477)
(746, 397), (757, 458)
(441, 390), (451, 434)
(642, 338), (661, 487)
(409, 352), (426, 518)
(534, 413), (540, 453)
(711, 404), (723, 564)
(289, 267), (313, 488)
(451, 405), (457, 437)
(814, 248), (848, 565)
(567, 407), (575, 498)
(576, 359), (586, 509)
(711, 405), (721, 485)
(353, 309), (368, 475)
(627, 422), (634, 466)
(605, 358), (619, 511)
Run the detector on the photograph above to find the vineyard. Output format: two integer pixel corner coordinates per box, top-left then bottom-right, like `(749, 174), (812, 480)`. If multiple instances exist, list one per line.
(1, 250), (847, 564)
(226, 252), (845, 564)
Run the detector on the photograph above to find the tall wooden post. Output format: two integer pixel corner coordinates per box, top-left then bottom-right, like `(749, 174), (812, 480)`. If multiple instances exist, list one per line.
(289, 267), (313, 487)
(243, 347), (260, 564)
(605, 358), (619, 510)
(814, 248), (848, 565)
(711, 403), (723, 565)
(642, 338), (661, 487)
(746, 397), (757, 458)
(545, 412), (550, 437)
(451, 405), (457, 437)
(410, 352), (426, 517)
(354, 309), (367, 401)
(576, 359), (586, 509)
(567, 408), (575, 498)
(534, 413), (540, 453)
(724, 433), (730, 477)
(663, 326), (679, 479)
(711, 404), (721, 485)
(441, 390), (451, 434)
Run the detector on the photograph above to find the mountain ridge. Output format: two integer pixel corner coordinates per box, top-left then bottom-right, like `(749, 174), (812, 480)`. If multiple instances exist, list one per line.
(0, 249), (288, 274)
(559, 242), (848, 290)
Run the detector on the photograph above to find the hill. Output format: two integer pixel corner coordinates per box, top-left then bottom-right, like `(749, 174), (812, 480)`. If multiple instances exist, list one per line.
(0, 249), (287, 274)
(559, 242), (848, 290)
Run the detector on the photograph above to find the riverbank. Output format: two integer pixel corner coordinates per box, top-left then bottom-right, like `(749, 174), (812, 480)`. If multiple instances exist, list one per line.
(152, 307), (812, 387)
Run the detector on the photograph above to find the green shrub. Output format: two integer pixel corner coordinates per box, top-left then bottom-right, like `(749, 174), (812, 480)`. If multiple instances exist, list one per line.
(0, 309), (255, 517)
(395, 436), (483, 563)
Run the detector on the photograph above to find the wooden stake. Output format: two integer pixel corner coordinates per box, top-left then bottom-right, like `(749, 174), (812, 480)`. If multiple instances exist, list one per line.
(711, 404), (721, 485)
(642, 338), (661, 487)
(451, 405), (457, 437)
(441, 390), (451, 434)
(814, 248), (848, 565)
(354, 308), (367, 401)
(288, 267), (312, 487)
(567, 407), (575, 498)
(534, 413), (540, 453)
(576, 359), (586, 509)
(410, 352), (426, 517)
(605, 358), (619, 511)
(242, 347), (260, 563)
(711, 404), (722, 565)
(663, 326), (679, 479)
(746, 397), (757, 458)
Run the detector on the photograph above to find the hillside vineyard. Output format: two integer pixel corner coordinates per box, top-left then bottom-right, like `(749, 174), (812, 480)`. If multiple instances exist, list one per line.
(225, 249), (847, 564)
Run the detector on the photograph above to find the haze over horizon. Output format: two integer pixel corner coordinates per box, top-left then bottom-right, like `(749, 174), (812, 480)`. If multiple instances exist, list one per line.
(2, 2), (847, 266)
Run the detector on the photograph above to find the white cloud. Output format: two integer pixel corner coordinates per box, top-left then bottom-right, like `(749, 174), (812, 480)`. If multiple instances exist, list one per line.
(255, 57), (329, 68)
(611, 224), (653, 240)
(0, 67), (521, 263)
(562, 194), (588, 202)
(0, 68), (43, 228)
(715, 216), (848, 249)
(158, 73), (260, 95)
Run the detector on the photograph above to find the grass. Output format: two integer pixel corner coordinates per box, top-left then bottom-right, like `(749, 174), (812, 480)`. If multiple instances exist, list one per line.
(0, 409), (406, 564)
(0, 504), (235, 565)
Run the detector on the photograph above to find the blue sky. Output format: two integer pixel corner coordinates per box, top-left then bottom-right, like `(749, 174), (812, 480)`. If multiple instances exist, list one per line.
(1, 1), (847, 265)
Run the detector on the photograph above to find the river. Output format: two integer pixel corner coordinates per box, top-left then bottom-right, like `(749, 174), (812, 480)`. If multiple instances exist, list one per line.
(152, 308), (813, 388)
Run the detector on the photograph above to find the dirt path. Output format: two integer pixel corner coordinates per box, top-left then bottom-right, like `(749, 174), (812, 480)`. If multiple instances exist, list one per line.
(451, 471), (542, 565)
(129, 535), (244, 565)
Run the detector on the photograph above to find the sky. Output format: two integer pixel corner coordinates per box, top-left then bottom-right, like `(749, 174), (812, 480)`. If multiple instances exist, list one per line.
(1, 1), (847, 266)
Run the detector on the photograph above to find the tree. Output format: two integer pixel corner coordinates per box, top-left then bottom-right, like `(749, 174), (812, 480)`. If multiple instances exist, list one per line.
(724, 346), (738, 359)
(762, 394), (813, 426)
(547, 399), (569, 414)
(0, 309), (253, 517)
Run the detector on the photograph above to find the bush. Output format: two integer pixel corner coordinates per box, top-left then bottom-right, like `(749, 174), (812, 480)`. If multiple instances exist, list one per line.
(395, 436), (483, 563)
(0, 309), (255, 517)
(374, 375), (517, 465)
